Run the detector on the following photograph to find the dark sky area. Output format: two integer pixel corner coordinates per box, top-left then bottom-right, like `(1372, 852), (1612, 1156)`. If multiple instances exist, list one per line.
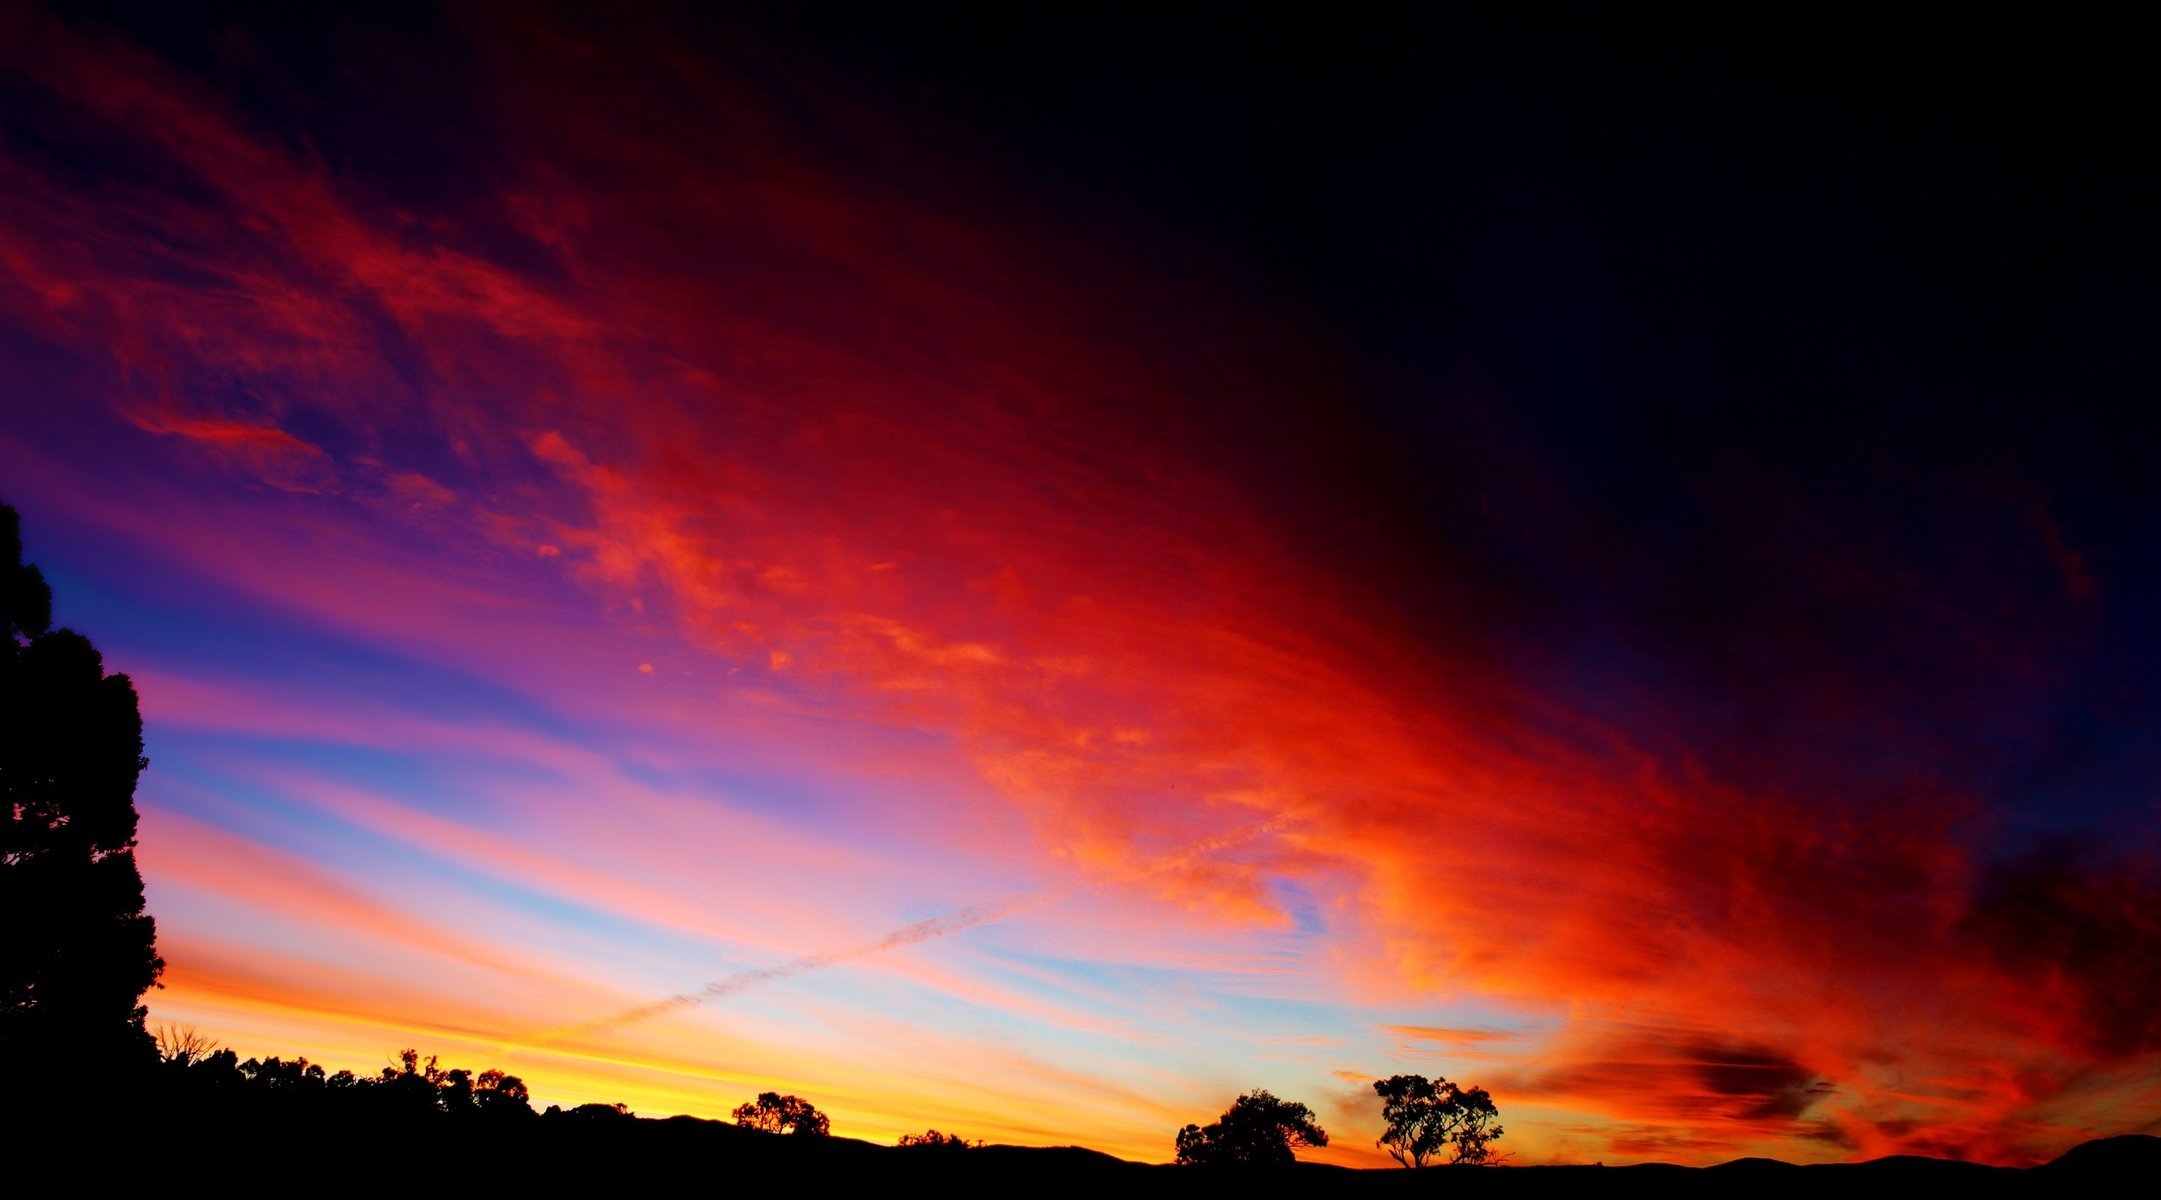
(701, 2), (2161, 837)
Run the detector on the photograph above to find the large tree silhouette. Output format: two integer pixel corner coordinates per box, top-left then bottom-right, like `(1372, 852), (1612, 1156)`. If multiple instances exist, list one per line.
(0, 503), (163, 1077)
(1374, 1073), (1505, 1167)
(1174, 1089), (1329, 1166)
(732, 1091), (830, 1136)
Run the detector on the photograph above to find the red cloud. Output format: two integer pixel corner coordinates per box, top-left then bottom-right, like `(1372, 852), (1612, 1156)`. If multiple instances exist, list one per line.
(128, 410), (332, 491)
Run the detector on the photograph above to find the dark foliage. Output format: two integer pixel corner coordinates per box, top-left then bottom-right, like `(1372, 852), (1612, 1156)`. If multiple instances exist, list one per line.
(1374, 1073), (1505, 1167)
(733, 1090), (830, 1136)
(1174, 1089), (1328, 1166)
(151, 1041), (535, 1121)
(552, 1100), (635, 1121)
(899, 1128), (979, 1149)
(0, 502), (162, 1077)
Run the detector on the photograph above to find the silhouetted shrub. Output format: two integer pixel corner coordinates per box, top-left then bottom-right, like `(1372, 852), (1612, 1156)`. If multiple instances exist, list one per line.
(899, 1129), (979, 1149)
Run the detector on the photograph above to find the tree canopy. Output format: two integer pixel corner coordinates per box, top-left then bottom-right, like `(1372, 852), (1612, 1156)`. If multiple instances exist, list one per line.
(151, 1038), (536, 1120)
(1374, 1074), (1504, 1167)
(732, 1091), (830, 1136)
(1174, 1089), (1329, 1166)
(898, 1129), (978, 1149)
(1, 502), (163, 1077)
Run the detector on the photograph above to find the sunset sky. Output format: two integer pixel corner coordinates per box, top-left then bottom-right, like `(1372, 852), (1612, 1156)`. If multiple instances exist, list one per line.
(3, 2), (2157, 1167)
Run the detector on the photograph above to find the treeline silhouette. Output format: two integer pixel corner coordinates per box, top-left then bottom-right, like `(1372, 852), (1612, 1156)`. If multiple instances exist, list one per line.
(32, 1029), (2161, 1196)
(150, 1029), (970, 1145)
(143, 1028), (1505, 1170)
(150, 1037), (545, 1122)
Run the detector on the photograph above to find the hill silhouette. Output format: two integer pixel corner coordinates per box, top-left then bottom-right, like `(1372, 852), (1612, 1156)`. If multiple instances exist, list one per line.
(2042, 1133), (2161, 1172)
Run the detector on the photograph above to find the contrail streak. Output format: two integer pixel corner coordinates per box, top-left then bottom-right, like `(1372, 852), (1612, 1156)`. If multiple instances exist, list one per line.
(510, 899), (1043, 1049)
(504, 810), (1296, 1053)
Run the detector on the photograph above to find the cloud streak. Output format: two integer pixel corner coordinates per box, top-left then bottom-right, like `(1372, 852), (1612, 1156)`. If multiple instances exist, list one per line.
(516, 812), (1298, 1047)
(518, 901), (1035, 1048)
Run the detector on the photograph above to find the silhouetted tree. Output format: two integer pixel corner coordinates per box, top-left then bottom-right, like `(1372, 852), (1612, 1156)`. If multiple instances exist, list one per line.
(732, 1091), (830, 1136)
(1443, 1083), (1503, 1164)
(153, 1022), (219, 1067)
(1374, 1074), (1504, 1166)
(439, 1067), (477, 1111)
(0, 503), (163, 1078)
(380, 1047), (445, 1109)
(898, 1129), (979, 1149)
(1174, 1089), (1328, 1166)
(473, 1068), (535, 1118)
(177, 1046), (244, 1092)
(239, 1054), (338, 1095)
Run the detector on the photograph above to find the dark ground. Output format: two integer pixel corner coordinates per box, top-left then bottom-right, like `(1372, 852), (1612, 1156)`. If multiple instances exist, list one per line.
(12, 1091), (2154, 1196)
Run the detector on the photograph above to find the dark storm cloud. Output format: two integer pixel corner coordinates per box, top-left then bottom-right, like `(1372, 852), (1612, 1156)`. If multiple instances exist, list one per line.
(1501, 1028), (1836, 1128)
